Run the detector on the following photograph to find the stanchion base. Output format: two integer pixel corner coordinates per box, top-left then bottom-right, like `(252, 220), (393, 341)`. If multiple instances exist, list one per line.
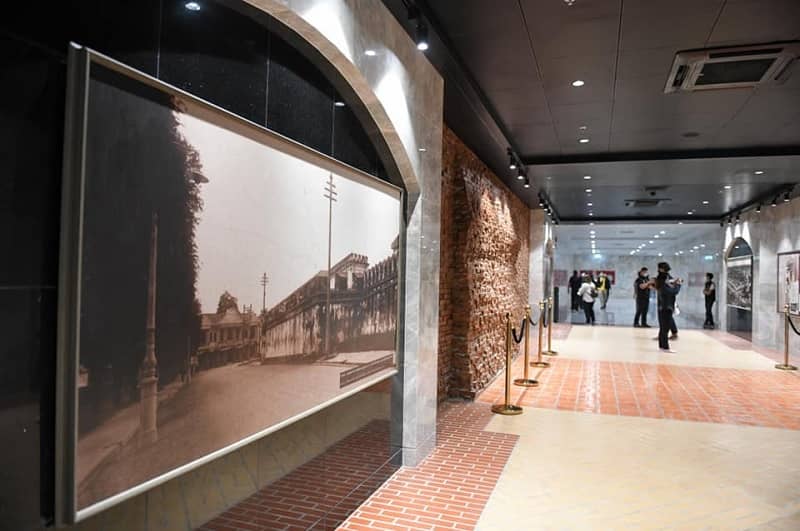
(775, 363), (798, 371)
(514, 378), (539, 387)
(491, 403), (523, 415)
(542, 350), (558, 356)
(531, 361), (550, 368)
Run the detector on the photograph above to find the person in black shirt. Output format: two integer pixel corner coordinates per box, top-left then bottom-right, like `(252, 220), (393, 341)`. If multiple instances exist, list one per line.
(568, 270), (581, 312)
(655, 262), (682, 352)
(633, 267), (652, 328)
(703, 272), (716, 329)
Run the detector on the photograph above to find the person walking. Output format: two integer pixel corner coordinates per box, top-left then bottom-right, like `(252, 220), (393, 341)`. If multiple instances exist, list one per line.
(633, 267), (652, 327)
(596, 272), (611, 309)
(703, 272), (716, 329)
(577, 274), (597, 325)
(655, 262), (682, 352)
(568, 270), (581, 312)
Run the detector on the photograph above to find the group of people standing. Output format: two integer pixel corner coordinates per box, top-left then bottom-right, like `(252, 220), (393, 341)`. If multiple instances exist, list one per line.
(569, 264), (717, 353)
(568, 271), (612, 326)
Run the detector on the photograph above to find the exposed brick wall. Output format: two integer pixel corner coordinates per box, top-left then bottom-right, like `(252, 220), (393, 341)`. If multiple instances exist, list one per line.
(438, 128), (531, 400)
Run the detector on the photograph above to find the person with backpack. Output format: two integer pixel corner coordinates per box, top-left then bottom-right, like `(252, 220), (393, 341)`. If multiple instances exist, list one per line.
(655, 262), (682, 352)
(577, 274), (597, 325)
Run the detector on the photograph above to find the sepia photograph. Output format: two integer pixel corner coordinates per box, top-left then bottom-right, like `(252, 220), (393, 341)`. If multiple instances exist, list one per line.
(726, 258), (753, 310)
(70, 62), (400, 512)
(777, 251), (800, 315)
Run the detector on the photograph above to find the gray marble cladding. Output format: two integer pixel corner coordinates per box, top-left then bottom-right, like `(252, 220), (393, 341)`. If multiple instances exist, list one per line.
(722, 197), (800, 355)
(529, 210), (548, 306)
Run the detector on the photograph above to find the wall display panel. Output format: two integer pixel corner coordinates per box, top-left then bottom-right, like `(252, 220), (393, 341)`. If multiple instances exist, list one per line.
(56, 45), (401, 523)
(726, 257), (753, 310)
(777, 251), (800, 315)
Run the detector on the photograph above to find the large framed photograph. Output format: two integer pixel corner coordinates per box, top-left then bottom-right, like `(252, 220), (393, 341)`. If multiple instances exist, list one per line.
(726, 257), (753, 310)
(56, 45), (402, 523)
(777, 251), (800, 315)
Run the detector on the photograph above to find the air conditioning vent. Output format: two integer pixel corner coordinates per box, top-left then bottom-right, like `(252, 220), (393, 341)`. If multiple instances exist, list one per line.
(664, 42), (799, 93)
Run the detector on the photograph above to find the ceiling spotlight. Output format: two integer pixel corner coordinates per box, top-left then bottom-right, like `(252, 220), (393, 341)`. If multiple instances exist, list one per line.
(185, 1), (201, 10)
(660, 231), (666, 235)
(418, 147), (427, 152)
(678, 221), (684, 224)
(334, 101), (346, 107)
(702, 200), (709, 205)
(654, 235), (659, 238)
(587, 202), (593, 207)
(579, 138), (590, 144)
(772, 197), (779, 207)
(523, 177), (531, 189)
(727, 217), (732, 225)
(658, 253), (663, 257)
(365, 49), (377, 57)
(588, 212), (594, 216)
(572, 80), (585, 87)
(416, 22), (429, 51)
(590, 222), (595, 226)
(724, 185), (732, 190)
(517, 167), (525, 180)
(720, 220), (724, 227)
(579, 125), (588, 131)
(584, 175), (592, 180)
(585, 188), (592, 193)
(649, 240), (654, 244)
(735, 213), (741, 223)
(784, 191), (791, 202)
(508, 149), (517, 170)
(755, 204), (762, 213)
(754, 170), (764, 175)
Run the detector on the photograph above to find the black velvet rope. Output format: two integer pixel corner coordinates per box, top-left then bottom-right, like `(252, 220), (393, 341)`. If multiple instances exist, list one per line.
(512, 319), (526, 344)
(788, 313), (800, 337)
(528, 313), (538, 327)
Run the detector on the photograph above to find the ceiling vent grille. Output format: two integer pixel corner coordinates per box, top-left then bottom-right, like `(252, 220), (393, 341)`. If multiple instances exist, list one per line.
(624, 199), (669, 208)
(664, 42), (799, 93)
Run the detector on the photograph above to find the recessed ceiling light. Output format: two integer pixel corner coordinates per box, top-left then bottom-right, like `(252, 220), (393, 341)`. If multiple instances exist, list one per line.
(687, 211), (693, 215)
(649, 240), (654, 244)
(590, 235), (596, 239)
(658, 253), (663, 257)
(334, 101), (346, 107)
(579, 125), (588, 131)
(584, 175), (592, 180)
(365, 49), (377, 56)
(678, 221), (684, 224)
(588, 212), (594, 216)
(702, 200), (709, 205)
(587, 202), (593, 207)
(185, 1), (201, 10)
(754, 170), (764, 175)
(418, 147), (427, 152)
(590, 230), (596, 234)
(585, 188), (592, 193)
(724, 185), (732, 190)
(578, 138), (590, 144)
(700, 244), (705, 248)
(660, 230), (666, 234)
(572, 80), (585, 87)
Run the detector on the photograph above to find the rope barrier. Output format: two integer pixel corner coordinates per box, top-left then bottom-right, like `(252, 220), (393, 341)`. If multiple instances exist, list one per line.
(512, 319), (526, 344)
(788, 313), (800, 336)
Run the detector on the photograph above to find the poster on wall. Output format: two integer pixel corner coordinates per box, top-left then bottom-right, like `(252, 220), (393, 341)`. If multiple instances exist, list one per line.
(726, 257), (753, 310)
(777, 251), (800, 315)
(57, 46), (401, 522)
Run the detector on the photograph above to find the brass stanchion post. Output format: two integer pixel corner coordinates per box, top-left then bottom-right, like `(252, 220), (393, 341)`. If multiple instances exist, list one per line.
(514, 305), (539, 387)
(543, 296), (558, 356)
(492, 313), (524, 415)
(531, 300), (550, 368)
(775, 304), (798, 371)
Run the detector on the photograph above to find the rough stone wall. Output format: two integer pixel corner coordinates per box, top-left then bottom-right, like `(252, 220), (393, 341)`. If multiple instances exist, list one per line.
(438, 128), (531, 400)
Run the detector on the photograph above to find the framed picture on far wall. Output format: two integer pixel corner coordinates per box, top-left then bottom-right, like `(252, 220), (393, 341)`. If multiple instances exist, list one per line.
(777, 251), (800, 315)
(726, 257), (753, 310)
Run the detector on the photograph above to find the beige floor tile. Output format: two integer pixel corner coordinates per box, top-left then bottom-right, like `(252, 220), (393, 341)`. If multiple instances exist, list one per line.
(478, 409), (800, 530)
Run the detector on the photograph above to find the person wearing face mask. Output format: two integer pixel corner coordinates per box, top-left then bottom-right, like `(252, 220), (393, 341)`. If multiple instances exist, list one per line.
(633, 267), (653, 328)
(655, 262), (682, 352)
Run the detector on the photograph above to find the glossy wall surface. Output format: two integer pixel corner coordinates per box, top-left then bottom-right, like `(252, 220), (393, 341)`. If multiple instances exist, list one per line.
(0, 1), (397, 528)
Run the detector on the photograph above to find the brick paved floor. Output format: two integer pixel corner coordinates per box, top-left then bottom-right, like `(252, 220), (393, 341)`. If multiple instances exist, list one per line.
(478, 356), (800, 429)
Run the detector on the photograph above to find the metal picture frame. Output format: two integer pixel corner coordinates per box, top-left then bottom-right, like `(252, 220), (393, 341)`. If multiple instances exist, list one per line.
(777, 251), (800, 316)
(56, 43), (405, 524)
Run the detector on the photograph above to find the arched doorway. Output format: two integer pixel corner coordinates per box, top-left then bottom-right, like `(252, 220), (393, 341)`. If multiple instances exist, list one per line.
(725, 237), (754, 340)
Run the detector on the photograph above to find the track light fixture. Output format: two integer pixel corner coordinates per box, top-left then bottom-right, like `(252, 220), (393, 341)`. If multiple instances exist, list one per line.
(508, 148), (517, 170)
(727, 216), (732, 225)
(784, 191), (791, 202)
(772, 197), (779, 207)
(523, 176), (530, 189)
(719, 220), (724, 227)
(517, 167), (526, 181)
(735, 213), (741, 223)
(408, 6), (429, 51)
(755, 204), (762, 213)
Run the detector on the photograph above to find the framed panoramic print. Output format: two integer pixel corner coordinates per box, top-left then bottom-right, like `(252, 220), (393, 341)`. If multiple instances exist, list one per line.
(777, 251), (800, 315)
(56, 44), (402, 523)
(726, 257), (753, 311)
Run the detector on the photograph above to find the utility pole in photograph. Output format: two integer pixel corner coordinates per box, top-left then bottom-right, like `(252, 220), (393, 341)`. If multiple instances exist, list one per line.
(260, 272), (269, 313)
(323, 174), (337, 357)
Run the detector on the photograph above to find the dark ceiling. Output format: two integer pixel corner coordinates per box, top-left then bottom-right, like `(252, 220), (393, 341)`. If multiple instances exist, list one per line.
(382, 0), (800, 221)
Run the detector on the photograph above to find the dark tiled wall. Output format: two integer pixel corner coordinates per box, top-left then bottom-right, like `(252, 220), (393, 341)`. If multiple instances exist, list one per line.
(0, 1), (386, 529)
